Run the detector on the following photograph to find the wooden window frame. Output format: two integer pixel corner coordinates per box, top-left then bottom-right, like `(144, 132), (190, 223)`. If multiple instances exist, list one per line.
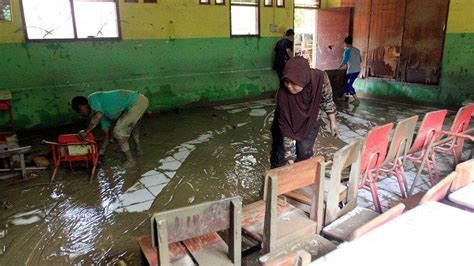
(20, 0), (122, 42)
(229, 1), (260, 37)
(294, 0), (320, 9)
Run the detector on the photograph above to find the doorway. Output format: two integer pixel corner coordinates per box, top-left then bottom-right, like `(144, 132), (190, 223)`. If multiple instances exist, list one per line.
(293, 1), (319, 67)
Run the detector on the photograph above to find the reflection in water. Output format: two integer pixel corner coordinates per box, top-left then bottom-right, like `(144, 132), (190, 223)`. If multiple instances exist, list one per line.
(0, 98), (448, 264)
(56, 201), (112, 260)
(7, 204), (56, 226)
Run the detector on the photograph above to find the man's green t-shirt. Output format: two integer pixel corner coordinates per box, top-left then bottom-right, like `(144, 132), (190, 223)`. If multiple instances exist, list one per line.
(88, 90), (139, 130)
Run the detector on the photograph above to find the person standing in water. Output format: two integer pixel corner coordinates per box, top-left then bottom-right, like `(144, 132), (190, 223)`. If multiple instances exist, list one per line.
(71, 90), (149, 167)
(339, 36), (361, 105)
(270, 57), (339, 168)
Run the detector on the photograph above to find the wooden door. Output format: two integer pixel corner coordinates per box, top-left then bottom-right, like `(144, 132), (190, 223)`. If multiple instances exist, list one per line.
(314, 7), (351, 70)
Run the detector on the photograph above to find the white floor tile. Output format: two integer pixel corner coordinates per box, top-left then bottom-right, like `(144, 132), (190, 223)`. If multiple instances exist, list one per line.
(119, 189), (155, 206)
(140, 173), (169, 187)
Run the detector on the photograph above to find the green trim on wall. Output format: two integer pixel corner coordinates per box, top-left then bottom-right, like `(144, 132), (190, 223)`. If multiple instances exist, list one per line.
(0, 37), (280, 130)
(355, 33), (474, 107)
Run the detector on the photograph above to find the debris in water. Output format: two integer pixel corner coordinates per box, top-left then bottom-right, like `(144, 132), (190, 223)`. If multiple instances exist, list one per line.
(1, 201), (13, 209)
(115, 259), (127, 266)
(163, 195), (174, 207)
(0, 229), (5, 238)
(187, 196), (195, 204)
(185, 182), (195, 192)
(7, 203), (56, 226)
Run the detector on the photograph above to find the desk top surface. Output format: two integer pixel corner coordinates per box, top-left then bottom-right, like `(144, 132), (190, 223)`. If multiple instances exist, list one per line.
(314, 201), (474, 266)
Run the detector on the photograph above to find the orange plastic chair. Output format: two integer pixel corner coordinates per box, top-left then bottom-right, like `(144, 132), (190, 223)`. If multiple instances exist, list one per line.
(432, 104), (474, 168)
(360, 123), (394, 213)
(380, 116), (419, 198)
(405, 110), (448, 190)
(44, 133), (99, 182)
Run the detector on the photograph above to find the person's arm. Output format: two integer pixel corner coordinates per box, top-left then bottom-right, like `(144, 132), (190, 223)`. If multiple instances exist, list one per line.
(286, 47), (294, 59)
(338, 48), (350, 69)
(320, 72), (339, 137)
(283, 137), (297, 165)
(78, 112), (103, 140)
(85, 112), (103, 133)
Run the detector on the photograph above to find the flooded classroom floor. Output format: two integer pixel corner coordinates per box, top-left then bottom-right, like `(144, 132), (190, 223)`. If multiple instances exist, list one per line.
(0, 97), (470, 264)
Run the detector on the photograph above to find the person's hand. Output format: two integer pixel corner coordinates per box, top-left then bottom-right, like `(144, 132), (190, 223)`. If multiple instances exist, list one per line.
(330, 123), (339, 138)
(99, 148), (106, 156)
(78, 130), (88, 142)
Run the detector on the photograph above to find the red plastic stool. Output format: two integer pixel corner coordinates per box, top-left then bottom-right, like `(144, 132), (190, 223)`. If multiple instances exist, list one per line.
(0, 100), (16, 132)
(43, 133), (99, 182)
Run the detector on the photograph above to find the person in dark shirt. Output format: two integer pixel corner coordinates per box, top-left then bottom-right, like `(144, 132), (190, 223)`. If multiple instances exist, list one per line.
(273, 29), (295, 80)
(270, 57), (339, 168)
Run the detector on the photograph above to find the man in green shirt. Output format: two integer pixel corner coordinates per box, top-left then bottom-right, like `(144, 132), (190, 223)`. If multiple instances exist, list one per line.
(71, 90), (149, 167)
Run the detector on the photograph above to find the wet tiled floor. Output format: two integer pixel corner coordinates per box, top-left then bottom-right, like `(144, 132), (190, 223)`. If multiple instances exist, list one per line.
(0, 97), (471, 264)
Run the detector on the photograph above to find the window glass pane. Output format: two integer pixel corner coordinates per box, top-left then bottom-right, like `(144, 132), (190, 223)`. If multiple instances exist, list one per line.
(294, 0), (318, 8)
(22, 0), (75, 39)
(276, 0), (284, 6)
(231, 5), (258, 35)
(0, 0), (12, 21)
(73, 0), (119, 38)
(231, 0), (258, 4)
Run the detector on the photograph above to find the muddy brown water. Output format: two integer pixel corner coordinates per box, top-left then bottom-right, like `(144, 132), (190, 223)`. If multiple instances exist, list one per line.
(0, 98), (447, 264)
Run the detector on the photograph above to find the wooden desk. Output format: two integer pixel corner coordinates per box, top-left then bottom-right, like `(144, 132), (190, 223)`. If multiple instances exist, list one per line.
(449, 183), (474, 209)
(314, 201), (474, 266)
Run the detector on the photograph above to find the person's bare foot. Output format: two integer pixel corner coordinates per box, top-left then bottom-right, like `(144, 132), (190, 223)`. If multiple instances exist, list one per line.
(350, 99), (360, 105)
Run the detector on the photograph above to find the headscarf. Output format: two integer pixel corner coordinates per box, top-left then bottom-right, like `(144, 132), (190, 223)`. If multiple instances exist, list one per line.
(276, 57), (325, 140)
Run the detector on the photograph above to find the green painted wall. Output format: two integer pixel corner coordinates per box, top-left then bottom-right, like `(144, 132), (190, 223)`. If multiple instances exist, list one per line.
(0, 37), (279, 129)
(0, 0), (293, 130)
(1, 0), (472, 130)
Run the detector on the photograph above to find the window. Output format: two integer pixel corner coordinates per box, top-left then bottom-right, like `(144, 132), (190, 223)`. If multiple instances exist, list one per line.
(264, 0), (272, 7)
(215, 0), (225, 5)
(294, 0), (319, 8)
(200, 0), (210, 4)
(230, 0), (259, 36)
(294, 0), (318, 67)
(21, 0), (120, 40)
(0, 0), (12, 21)
(276, 0), (284, 7)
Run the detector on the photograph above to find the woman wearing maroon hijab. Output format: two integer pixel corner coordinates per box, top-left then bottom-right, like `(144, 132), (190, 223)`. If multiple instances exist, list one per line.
(270, 57), (339, 168)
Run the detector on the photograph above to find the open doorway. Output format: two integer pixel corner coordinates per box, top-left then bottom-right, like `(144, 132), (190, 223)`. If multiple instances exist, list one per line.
(293, 0), (319, 67)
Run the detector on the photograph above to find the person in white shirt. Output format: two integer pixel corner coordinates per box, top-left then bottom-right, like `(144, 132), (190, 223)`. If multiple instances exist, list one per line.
(338, 36), (361, 105)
